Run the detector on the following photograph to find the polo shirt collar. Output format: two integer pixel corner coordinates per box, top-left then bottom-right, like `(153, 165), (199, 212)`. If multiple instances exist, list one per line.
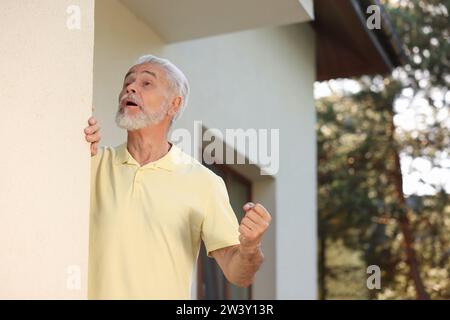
(114, 142), (179, 171)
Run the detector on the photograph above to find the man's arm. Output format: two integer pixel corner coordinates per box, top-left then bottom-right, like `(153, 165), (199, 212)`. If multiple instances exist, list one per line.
(211, 244), (264, 288)
(211, 203), (271, 288)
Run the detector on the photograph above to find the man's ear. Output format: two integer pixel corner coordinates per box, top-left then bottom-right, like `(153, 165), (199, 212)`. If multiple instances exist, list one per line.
(168, 96), (182, 117)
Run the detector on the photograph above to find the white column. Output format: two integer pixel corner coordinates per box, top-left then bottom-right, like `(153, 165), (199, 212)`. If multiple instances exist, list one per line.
(0, 0), (94, 299)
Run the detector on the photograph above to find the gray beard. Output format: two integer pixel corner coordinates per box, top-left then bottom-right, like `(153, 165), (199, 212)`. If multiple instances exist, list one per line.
(115, 104), (167, 131)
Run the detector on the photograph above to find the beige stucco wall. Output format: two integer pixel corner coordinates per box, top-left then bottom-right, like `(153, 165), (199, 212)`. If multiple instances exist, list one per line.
(0, 0), (94, 298)
(93, 0), (317, 299)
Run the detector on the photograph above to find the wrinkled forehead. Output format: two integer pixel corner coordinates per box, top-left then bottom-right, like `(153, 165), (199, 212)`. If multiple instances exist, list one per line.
(124, 63), (167, 82)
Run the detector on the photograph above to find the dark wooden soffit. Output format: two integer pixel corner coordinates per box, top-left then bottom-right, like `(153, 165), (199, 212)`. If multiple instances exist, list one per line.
(313, 0), (405, 81)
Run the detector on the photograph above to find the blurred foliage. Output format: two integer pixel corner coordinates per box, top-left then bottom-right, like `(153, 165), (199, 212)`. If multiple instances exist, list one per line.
(317, 0), (449, 299)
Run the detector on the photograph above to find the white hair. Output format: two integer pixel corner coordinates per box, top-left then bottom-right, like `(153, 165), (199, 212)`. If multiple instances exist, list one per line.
(132, 54), (190, 127)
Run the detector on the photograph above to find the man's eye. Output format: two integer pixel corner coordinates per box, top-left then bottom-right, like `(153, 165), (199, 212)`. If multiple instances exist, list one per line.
(144, 82), (151, 86)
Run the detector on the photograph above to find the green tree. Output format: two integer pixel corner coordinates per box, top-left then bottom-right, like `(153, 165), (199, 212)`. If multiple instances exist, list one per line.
(317, 0), (449, 299)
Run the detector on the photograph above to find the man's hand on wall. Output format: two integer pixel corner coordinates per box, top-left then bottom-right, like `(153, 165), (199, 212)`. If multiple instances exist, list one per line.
(84, 116), (101, 156)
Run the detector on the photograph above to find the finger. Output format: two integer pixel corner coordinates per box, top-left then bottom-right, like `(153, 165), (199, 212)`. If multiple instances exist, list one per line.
(243, 202), (255, 212)
(84, 124), (100, 134)
(91, 142), (98, 156)
(241, 216), (259, 231)
(252, 203), (272, 222)
(245, 210), (268, 227)
(91, 131), (101, 142)
(239, 223), (252, 236)
(85, 132), (100, 143)
(88, 117), (97, 125)
(239, 224), (259, 246)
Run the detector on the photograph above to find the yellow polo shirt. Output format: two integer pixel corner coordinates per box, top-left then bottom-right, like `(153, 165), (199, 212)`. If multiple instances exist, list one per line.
(88, 142), (241, 299)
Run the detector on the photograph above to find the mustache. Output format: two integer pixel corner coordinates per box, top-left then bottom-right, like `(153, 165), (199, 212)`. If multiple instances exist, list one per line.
(119, 93), (143, 107)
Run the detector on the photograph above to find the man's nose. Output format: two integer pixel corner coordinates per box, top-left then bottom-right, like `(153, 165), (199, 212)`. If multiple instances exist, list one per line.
(126, 82), (137, 93)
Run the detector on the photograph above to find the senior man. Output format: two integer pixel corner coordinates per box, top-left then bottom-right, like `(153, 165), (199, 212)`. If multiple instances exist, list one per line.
(84, 54), (272, 299)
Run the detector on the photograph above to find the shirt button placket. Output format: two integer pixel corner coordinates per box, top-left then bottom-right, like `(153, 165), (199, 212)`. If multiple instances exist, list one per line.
(133, 169), (142, 198)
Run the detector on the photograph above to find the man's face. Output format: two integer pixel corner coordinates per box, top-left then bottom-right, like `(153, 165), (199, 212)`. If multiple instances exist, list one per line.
(116, 63), (173, 131)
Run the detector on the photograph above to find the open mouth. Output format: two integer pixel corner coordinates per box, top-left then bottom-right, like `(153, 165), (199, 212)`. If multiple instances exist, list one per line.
(125, 101), (138, 107)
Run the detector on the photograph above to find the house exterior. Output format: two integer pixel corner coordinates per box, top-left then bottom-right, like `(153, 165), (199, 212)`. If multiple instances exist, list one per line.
(0, 0), (401, 299)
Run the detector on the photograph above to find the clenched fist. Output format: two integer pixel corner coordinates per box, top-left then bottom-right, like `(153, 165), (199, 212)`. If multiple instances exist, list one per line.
(239, 202), (272, 254)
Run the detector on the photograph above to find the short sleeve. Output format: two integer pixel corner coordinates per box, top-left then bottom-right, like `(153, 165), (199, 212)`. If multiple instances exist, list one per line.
(201, 175), (241, 257)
